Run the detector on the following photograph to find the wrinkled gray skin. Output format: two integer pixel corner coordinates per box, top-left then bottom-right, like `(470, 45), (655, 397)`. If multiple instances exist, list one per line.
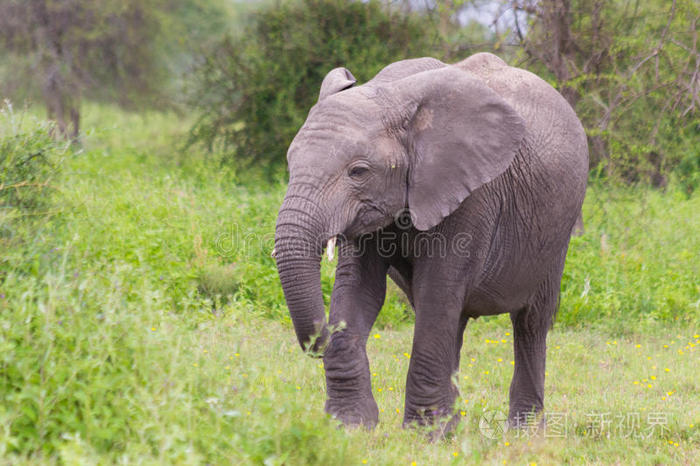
(274, 53), (588, 433)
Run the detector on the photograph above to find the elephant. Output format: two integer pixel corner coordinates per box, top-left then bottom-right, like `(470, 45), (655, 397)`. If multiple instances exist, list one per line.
(273, 53), (588, 432)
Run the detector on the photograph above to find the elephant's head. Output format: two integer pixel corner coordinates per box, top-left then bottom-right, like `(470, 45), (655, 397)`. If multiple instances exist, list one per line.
(275, 58), (526, 355)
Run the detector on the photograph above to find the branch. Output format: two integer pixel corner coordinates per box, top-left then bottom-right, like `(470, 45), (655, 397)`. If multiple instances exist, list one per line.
(513, 4), (525, 43)
(0, 180), (55, 192)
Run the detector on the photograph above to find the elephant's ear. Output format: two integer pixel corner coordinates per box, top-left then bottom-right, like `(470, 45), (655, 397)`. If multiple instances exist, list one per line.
(391, 67), (526, 231)
(318, 67), (356, 100)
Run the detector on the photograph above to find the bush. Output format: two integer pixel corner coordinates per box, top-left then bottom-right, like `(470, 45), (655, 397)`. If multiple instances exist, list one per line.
(187, 0), (437, 176)
(0, 103), (67, 213)
(0, 103), (68, 277)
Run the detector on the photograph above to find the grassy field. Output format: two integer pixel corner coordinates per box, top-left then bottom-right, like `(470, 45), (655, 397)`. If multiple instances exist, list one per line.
(1, 105), (698, 464)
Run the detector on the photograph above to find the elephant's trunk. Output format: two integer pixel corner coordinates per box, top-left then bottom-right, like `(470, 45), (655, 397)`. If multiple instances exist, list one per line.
(274, 187), (330, 356)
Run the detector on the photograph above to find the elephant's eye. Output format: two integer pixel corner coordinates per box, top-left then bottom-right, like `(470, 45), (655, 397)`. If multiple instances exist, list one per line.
(348, 165), (370, 178)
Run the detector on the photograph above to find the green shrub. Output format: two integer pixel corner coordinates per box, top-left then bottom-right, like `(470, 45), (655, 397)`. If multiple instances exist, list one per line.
(187, 0), (436, 176)
(673, 124), (700, 195)
(0, 103), (67, 213)
(0, 103), (69, 279)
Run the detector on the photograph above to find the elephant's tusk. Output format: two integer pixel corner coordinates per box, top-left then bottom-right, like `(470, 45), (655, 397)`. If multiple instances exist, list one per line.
(271, 248), (277, 258)
(326, 236), (336, 261)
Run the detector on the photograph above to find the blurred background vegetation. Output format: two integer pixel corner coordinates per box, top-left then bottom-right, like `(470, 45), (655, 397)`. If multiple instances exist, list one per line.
(1, 0), (698, 186)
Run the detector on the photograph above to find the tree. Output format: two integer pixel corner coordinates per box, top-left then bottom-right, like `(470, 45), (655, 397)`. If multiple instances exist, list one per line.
(187, 0), (438, 176)
(0, 0), (230, 140)
(503, 0), (699, 185)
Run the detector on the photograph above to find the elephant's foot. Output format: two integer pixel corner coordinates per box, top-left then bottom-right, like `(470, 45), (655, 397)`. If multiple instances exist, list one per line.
(402, 405), (460, 440)
(325, 397), (379, 429)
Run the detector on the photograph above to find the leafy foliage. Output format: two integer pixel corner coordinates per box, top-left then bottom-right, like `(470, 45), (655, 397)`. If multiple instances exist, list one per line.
(0, 103), (67, 212)
(187, 0), (437, 175)
(0, 103), (68, 269)
(503, 0), (700, 187)
(188, 0), (699, 187)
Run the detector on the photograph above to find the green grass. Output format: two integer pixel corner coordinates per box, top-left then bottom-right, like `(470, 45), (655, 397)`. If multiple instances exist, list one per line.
(1, 105), (698, 463)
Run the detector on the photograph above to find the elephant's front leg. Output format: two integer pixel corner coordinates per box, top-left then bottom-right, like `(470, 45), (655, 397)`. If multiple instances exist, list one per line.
(323, 240), (388, 428)
(403, 283), (465, 431)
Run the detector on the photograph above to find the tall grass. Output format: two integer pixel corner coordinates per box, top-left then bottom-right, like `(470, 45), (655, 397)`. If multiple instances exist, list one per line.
(1, 102), (69, 278)
(0, 105), (697, 462)
(560, 183), (700, 331)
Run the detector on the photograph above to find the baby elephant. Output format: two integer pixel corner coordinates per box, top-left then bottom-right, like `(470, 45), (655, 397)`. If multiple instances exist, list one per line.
(274, 53), (588, 432)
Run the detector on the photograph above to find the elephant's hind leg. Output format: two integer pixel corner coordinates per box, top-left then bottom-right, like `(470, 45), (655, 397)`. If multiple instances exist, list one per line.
(388, 262), (414, 308)
(507, 254), (565, 428)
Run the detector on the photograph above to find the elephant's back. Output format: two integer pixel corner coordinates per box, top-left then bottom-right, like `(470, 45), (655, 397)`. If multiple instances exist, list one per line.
(454, 53), (588, 193)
